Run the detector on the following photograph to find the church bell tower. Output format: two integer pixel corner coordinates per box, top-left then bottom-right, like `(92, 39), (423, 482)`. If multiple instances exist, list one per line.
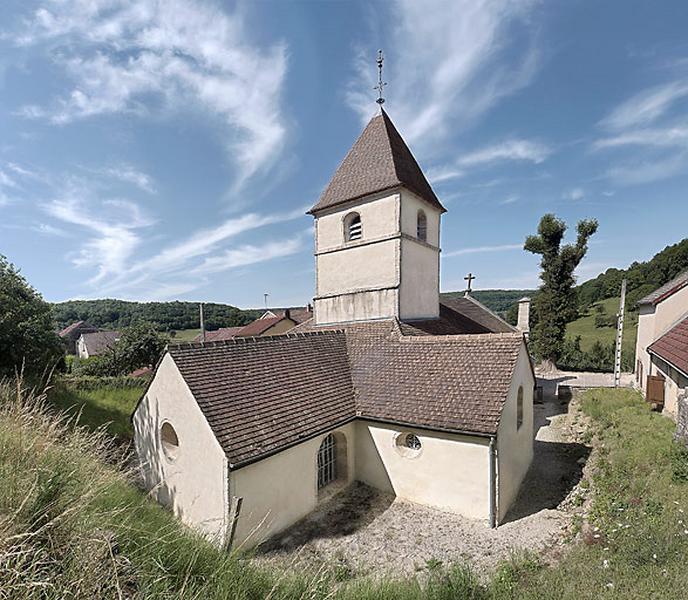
(308, 108), (446, 325)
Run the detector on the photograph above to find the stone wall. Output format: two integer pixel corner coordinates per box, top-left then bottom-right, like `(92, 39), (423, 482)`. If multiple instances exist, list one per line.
(674, 392), (688, 446)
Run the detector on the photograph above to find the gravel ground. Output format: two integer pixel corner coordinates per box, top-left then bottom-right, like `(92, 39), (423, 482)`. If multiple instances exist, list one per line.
(254, 386), (591, 578)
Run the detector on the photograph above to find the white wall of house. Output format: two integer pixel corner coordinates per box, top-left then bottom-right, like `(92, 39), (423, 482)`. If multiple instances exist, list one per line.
(496, 342), (535, 523)
(76, 335), (89, 359)
(229, 422), (356, 549)
(354, 420), (492, 520)
(133, 354), (229, 544)
(635, 284), (688, 395)
(649, 355), (688, 418)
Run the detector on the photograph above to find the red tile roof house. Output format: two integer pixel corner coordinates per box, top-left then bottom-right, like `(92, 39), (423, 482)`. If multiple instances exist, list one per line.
(132, 109), (535, 550)
(58, 320), (100, 354)
(635, 270), (688, 417)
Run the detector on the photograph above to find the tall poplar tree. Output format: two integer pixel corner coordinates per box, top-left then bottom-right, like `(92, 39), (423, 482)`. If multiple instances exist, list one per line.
(525, 214), (598, 367)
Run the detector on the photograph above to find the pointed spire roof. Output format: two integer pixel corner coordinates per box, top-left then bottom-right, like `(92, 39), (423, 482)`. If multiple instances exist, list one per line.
(308, 109), (446, 215)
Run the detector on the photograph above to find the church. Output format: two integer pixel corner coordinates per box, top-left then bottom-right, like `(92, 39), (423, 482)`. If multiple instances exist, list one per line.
(132, 108), (535, 550)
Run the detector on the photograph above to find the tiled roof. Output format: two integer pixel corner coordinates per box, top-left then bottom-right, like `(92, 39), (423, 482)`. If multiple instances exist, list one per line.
(161, 320), (525, 467)
(236, 315), (288, 336)
(308, 109), (445, 215)
(59, 320), (98, 338)
(638, 269), (688, 306)
(400, 298), (516, 336)
(168, 332), (355, 468)
(648, 316), (688, 376)
(80, 331), (120, 355)
(194, 327), (244, 342)
(345, 321), (523, 435)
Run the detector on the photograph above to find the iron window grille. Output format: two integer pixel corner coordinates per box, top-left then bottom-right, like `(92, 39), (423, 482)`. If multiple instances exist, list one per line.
(317, 433), (337, 489)
(405, 433), (421, 450)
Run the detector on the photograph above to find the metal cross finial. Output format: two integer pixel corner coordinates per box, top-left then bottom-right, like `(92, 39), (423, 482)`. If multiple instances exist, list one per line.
(464, 273), (476, 296)
(374, 49), (387, 106)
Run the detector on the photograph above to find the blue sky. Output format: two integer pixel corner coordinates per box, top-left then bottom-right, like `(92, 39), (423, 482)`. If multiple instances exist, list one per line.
(2, 1), (688, 307)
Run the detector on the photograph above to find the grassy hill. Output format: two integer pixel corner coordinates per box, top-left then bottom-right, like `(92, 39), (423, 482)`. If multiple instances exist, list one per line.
(566, 295), (638, 369)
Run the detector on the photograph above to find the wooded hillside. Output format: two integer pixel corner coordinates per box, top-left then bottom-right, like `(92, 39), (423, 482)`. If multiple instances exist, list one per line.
(52, 299), (260, 332)
(440, 289), (534, 318)
(577, 237), (688, 310)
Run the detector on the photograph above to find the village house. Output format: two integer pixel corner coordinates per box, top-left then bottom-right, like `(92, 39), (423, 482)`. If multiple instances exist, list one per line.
(635, 269), (688, 416)
(132, 109), (535, 550)
(76, 330), (121, 359)
(194, 307), (313, 342)
(58, 320), (99, 354)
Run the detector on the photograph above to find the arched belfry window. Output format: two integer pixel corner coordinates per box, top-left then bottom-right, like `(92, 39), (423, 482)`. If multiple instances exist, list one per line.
(344, 212), (362, 242)
(516, 386), (524, 430)
(417, 210), (427, 242)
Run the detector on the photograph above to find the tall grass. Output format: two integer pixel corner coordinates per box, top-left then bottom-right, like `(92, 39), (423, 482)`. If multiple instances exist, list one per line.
(0, 379), (488, 599)
(4, 381), (686, 599)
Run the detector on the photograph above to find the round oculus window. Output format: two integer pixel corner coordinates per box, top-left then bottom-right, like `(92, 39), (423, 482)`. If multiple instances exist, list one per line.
(160, 422), (179, 460)
(394, 432), (422, 458)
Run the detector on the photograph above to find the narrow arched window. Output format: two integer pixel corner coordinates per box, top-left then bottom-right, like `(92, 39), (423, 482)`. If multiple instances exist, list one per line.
(516, 386), (524, 430)
(417, 210), (427, 242)
(317, 433), (337, 489)
(344, 212), (362, 242)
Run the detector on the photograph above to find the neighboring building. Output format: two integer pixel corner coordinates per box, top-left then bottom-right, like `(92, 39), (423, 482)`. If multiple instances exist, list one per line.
(635, 270), (688, 416)
(193, 308), (313, 342)
(58, 320), (99, 354)
(133, 109), (534, 550)
(77, 331), (121, 359)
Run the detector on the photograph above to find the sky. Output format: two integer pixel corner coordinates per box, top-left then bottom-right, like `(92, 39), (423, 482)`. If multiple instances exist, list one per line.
(1, 0), (688, 308)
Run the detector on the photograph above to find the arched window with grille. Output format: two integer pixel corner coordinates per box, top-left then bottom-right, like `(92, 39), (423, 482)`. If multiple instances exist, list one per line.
(317, 433), (337, 489)
(344, 212), (362, 242)
(416, 210), (427, 242)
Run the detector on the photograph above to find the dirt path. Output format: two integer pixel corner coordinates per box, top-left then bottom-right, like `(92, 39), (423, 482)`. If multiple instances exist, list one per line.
(254, 388), (591, 578)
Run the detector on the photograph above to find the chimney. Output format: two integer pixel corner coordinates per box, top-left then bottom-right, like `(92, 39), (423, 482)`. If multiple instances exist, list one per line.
(517, 297), (530, 336)
(284, 308), (291, 320)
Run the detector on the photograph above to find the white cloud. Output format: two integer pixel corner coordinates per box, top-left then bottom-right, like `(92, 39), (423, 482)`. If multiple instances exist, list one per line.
(562, 187), (584, 201)
(593, 125), (688, 150)
(194, 236), (305, 275)
(43, 183), (154, 284)
(33, 223), (69, 236)
(347, 0), (540, 154)
(605, 154), (688, 185)
(444, 243), (522, 258)
(457, 139), (551, 168)
(500, 195), (519, 205)
(601, 80), (688, 130)
(426, 166), (464, 184)
(15, 0), (288, 188)
(97, 164), (157, 194)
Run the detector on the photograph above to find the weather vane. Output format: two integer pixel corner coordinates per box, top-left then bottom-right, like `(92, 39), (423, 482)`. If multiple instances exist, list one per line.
(374, 49), (387, 106)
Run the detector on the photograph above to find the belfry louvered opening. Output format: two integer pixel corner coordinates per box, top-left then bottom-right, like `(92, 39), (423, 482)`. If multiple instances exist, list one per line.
(345, 212), (362, 242)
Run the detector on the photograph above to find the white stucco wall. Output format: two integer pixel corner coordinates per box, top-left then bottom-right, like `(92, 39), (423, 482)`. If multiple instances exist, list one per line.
(399, 190), (441, 247)
(315, 193), (400, 253)
(229, 422), (356, 549)
(635, 285), (688, 395)
(77, 336), (89, 359)
(649, 356), (688, 418)
(133, 354), (228, 544)
(496, 342), (535, 522)
(314, 288), (399, 324)
(354, 420), (491, 520)
(399, 239), (439, 320)
(316, 239), (399, 296)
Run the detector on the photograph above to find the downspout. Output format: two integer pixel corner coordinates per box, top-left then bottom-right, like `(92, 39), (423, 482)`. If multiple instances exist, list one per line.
(489, 435), (497, 528)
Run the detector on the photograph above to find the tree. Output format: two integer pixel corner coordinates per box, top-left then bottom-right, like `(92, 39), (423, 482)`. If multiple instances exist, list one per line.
(0, 255), (63, 378)
(74, 322), (167, 376)
(525, 214), (598, 367)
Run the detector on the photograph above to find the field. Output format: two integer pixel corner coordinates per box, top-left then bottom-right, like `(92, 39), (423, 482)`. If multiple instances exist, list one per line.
(48, 378), (144, 440)
(6, 378), (688, 599)
(566, 296), (638, 361)
(169, 328), (201, 342)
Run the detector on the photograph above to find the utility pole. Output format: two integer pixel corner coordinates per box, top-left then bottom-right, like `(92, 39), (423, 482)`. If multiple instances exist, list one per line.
(199, 302), (205, 343)
(614, 278), (627, 387)
(263, 293), (269, 309)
